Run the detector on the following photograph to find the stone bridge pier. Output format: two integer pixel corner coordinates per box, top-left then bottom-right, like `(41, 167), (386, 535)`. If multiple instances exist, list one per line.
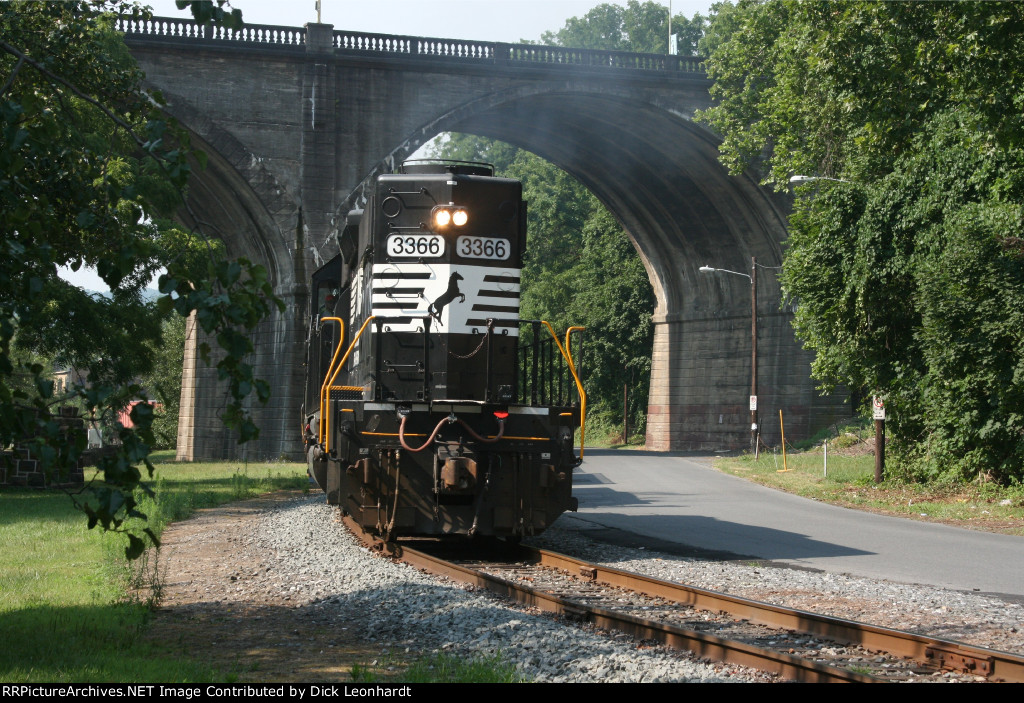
(121, 17), (848, 460)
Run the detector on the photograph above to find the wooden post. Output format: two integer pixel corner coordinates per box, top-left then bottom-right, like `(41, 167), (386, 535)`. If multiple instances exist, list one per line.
(623, 382), (629, 445)
(872, 395), (885, 483)
(875, 419), (885, 483)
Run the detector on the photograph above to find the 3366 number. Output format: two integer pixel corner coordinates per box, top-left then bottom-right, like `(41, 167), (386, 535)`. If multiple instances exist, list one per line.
(457, 236), (510, 260)
(386, 234), (444, 257)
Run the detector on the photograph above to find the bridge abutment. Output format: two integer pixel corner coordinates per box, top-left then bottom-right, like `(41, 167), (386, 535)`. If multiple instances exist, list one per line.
(647, 312), (848, 452)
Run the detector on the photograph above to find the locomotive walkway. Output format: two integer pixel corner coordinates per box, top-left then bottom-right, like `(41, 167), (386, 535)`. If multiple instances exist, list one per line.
(569, 452), (1024, 599)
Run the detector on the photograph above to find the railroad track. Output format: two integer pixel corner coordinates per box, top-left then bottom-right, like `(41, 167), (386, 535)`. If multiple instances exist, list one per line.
(344, 519), (1024, 683)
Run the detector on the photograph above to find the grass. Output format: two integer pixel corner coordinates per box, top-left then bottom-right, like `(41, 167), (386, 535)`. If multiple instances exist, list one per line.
(580, 416), (647, 449)
(714, 443), (1024, 535)
(402, 653), (525, 683)
(0, 453), (308, 683)
(129, 450), (311, 538)
(352, 652), (527, 683)
(587, 433), (647, 449)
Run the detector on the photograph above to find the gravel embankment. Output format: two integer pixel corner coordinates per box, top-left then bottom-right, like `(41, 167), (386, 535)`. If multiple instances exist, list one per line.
(237, 495), (1022, 682)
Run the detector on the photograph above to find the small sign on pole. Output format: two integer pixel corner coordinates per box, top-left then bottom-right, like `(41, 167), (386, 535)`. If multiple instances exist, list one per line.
(749, 395), (758, 411)
(873, 396), (886, 420)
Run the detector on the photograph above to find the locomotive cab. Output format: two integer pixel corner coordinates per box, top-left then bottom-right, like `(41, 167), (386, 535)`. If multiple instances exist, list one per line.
(303, 161), (585, 540)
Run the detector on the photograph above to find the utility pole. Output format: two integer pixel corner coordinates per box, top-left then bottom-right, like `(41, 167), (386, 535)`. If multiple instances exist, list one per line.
(750, 256), (758, 454)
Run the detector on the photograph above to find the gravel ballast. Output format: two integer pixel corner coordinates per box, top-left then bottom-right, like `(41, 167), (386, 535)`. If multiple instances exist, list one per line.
(211, 494), (1023, 682)
(249, 496), (757, 682)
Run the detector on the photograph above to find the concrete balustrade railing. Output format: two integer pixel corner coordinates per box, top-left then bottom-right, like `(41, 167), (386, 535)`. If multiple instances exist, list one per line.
(117, 15), (305, 46)
(118, 16), (706, 75)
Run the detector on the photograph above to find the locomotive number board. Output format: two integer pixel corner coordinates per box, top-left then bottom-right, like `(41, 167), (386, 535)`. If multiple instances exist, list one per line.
(386, 234), (445, 258)
(456, 236), (511, 260)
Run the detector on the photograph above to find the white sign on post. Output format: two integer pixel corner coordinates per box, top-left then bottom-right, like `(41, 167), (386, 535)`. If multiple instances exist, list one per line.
(873, 396), (886, 421)
(749, 395), (758, 411)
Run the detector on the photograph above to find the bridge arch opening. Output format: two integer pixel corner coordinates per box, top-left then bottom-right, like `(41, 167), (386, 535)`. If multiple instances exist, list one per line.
(418, 131), (659, 443)
(334, 84), (837, 449)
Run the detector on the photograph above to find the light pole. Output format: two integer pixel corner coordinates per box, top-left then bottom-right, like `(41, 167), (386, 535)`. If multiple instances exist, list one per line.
(699, 257), (758, 453)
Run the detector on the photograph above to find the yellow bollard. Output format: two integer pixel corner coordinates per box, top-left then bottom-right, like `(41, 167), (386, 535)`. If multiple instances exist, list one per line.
(777, 409), (791, 472)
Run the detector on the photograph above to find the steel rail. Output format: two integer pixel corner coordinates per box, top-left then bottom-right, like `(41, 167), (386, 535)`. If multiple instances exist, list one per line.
(344, 515), (1024, 682)
(338, 520), (876, 683)
(399, 543), (881, 682)
(523, 545), (1024, 682)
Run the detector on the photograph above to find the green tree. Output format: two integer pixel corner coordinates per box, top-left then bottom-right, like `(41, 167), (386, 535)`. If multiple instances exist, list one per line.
(540, 0), (706, 56)
(699, 1), (1024, 482)
(1, 0), (279, 557)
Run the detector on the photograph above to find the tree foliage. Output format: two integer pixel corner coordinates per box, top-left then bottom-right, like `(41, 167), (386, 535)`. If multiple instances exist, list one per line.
(540, 0), (706, 56)
(1, 0), (279, 557)
(700, 1), (1024, 482)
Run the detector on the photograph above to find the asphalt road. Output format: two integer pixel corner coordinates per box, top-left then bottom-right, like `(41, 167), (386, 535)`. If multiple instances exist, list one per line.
(564, 450), (1024, 599)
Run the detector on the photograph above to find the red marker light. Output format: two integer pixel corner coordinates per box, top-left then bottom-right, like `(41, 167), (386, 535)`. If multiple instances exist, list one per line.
(493, 411), (509, 419)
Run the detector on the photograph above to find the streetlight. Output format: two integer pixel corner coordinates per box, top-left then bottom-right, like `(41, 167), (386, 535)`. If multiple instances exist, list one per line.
(699, 257), (758, 454)
(667, 1), (677, 56)
(789, 175), (849, 184)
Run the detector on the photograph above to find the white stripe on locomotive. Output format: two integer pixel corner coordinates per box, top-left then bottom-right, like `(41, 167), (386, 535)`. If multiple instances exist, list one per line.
(371, 262), (521, 335)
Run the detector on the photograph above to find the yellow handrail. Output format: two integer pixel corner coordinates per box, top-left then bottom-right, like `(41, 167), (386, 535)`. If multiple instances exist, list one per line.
(541, 321), (587, 459)
(317, 317), (345, 444)
(320, 316), (376, 452)
(564, 325), (587, 459)
(565, 326), (585, 370)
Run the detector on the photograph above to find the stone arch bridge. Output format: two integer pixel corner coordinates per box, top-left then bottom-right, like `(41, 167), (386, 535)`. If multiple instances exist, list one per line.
(120, 16), (847, 460)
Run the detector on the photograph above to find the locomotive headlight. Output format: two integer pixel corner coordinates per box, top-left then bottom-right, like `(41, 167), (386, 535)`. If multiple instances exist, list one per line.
(431, 206), (469, 231)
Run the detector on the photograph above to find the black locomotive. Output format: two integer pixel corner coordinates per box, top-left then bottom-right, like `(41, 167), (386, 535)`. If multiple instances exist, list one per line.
(302, 160), (585, 540)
